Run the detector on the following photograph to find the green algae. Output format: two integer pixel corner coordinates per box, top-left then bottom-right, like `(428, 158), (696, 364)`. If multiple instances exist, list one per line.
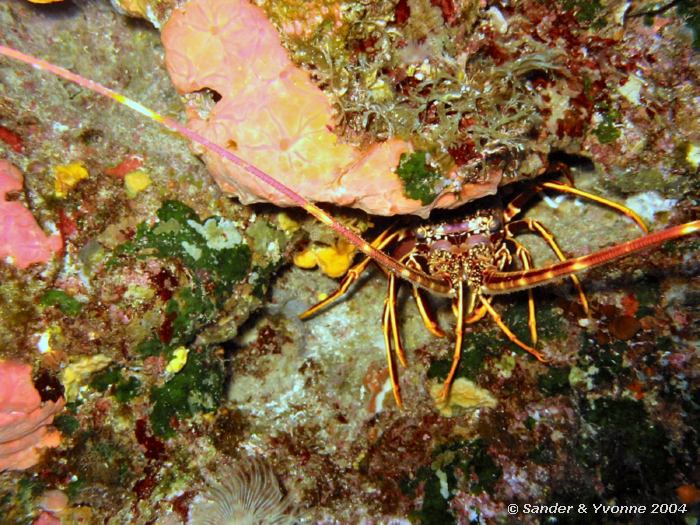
(678, 1), (700, 49)
(415, 473), (455, 525)
(583, 398), (673, 498)
(137, 287), (224, 437)
(136, 336), (169, 357)
(563, 0), (605, 25)
(167, 286), (218, 343)
(534, 398), (679, 521)
(538, 366), (572, 396)
(396, 151), (441, 205)
(149, 347), (224, 438)
(577, 337), (628, 387)
(66, 478), (85, 501)
(135, 285), (217, 359)
(89, 366), (141, 403)
(112, 201), (252, 359)
(456, 439), (502, 494)
(107, 201), (249, 436)
(593, 107), (621, 144)
(251, 261), (282, 299)
(502, 300), (565, 353)
(111, 200), (251, 298)
(39, 289), (83, 317)
(427, 331), (500, 381)
(404, 439), (502, 524)
(53, 414), (80, 436)
(89, 366), (122, 392)
(427, 347), (484, 382)
(113, 376), (141, 403)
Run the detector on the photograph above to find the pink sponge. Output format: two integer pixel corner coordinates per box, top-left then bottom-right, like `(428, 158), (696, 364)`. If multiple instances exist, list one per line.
(0, 160), (62, 269)
(161, 0), (501, 217)
(0, 361), (65, 471)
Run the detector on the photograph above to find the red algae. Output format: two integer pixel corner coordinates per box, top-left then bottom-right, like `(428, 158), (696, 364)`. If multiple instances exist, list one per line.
(0, 125), (24, 154)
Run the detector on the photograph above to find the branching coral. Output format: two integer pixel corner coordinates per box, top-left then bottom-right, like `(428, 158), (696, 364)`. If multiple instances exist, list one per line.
(0, 361), (65, 471)
(188, 456), (296, 525)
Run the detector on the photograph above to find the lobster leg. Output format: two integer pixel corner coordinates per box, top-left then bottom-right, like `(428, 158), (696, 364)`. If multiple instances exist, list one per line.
(538, 181), (648, 233)
(411, 286), (447, 337)
(506, 218), (590, 315)
(387, 272), (408, 367)
(506, 239), (538, 345)
(479, 296), (546, 361)
(382, 295), (403, 408)
(483, 221), (700, 293)
(465, 305), (488, 324)
(441, 282), (466, 401)
(407, 257), (447, 338)
(299, 227), (404, 319)
(504, 179), (647, 234)
(504, 186), (543, 222)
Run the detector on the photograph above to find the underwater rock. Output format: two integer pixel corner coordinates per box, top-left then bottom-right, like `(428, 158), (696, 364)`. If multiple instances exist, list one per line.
(0, 361), (65, 471)
(109, 0), (174, 27)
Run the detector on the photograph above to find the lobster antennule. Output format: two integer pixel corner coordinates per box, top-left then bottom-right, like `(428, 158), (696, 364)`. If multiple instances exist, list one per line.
(482, 220), (700, 294)
(0, 44), (452, 294)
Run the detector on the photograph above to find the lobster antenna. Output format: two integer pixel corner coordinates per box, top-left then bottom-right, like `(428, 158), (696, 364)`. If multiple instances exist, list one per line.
(0, 44), (451, 295)
(483, 220), (700, 294)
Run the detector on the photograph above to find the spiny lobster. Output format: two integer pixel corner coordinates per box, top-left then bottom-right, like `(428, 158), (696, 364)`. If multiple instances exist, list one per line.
(2, 44), (699, 408)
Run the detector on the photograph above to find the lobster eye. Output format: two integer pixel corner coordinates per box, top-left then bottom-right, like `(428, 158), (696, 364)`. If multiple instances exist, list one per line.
(429, 239), (453, 252)
(466, 234), (489, 247)
(488, 217), (502, 233)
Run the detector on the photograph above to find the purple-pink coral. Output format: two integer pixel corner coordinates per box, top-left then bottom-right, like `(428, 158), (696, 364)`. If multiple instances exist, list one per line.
(0, 361), (65, 471)
(0, 160), (62, 269)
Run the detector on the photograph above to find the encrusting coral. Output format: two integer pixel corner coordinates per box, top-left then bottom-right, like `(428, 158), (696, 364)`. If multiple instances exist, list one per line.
(0, 160), (62, 269)
(0, 361), (65, 471)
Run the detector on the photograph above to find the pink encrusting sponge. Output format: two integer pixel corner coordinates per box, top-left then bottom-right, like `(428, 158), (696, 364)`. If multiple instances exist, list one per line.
(0, 361), (65, 471)
(0, 160), (62, 269)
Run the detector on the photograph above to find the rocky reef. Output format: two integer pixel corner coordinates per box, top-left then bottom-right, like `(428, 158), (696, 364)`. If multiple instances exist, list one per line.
(0, 0), (698, 524)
